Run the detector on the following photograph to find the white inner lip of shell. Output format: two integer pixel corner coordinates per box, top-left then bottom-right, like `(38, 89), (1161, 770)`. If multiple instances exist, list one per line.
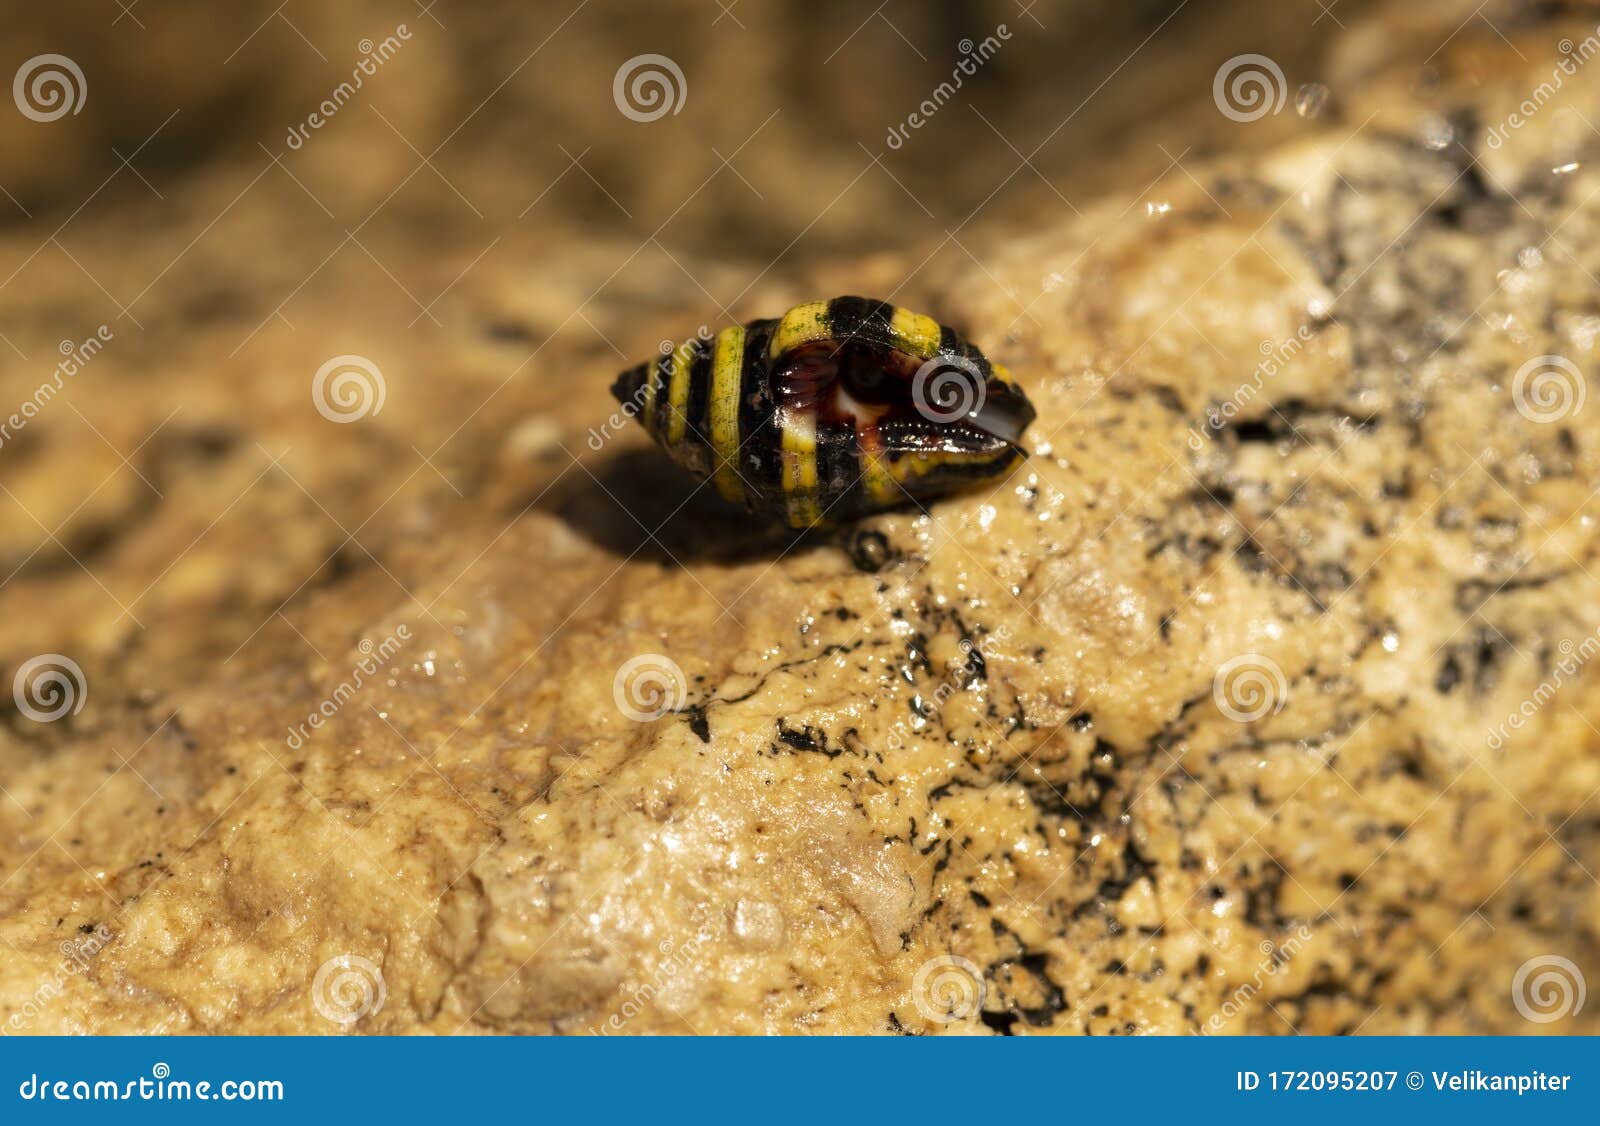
(831, 384), (886, 427)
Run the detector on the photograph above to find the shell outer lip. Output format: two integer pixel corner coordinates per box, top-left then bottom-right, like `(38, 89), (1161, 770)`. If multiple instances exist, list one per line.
(965, 407), (1029, 447)
(963, 393), (1036, 448)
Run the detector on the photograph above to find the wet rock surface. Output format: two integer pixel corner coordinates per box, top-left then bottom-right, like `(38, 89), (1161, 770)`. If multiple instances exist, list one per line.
(0, 0), (1596, 1033)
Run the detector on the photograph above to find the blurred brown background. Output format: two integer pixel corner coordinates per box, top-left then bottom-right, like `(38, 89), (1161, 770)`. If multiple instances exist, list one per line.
(0, 0), (1395, 682)
(0, 0), (1375, 303)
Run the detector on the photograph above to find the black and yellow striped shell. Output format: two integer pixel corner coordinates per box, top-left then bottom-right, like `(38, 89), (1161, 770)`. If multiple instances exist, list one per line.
(611, 297), (1036, 528)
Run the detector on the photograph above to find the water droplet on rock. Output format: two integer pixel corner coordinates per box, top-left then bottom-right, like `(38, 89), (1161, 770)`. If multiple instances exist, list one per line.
(1421, 114), (1454, 150)
(1295, 83), (1329, 118)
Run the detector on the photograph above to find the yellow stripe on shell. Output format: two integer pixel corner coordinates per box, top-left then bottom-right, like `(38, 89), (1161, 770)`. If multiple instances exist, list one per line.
(768, 301), (832, 358)
(642, 359), (660, 435)
(894, 444), (1016, 484)
(991, 361), (1017, 386)
(889, 306), (943, 360)
(664, 345), (691, 447)
(857, 426), (899, 508)
(709, 325), (746, 504)
(779, 407), (823, 527)
(854, 439), (1018, 513)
